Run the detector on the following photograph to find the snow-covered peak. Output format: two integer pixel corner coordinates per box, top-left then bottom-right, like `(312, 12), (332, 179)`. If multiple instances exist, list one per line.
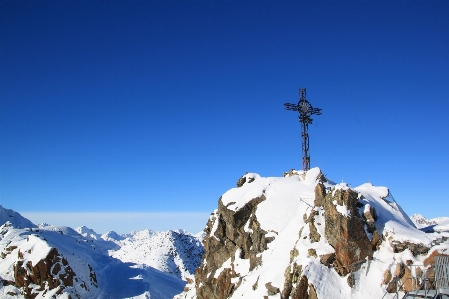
(125, 228), (156, 239)
(101, 230), (125, 241)
(411, 213), (436, 228)
(38, 222), (52, 227)
(411, 213), (449, 232)
(0, 205), (37, 229)
(75, 225), (101, 240)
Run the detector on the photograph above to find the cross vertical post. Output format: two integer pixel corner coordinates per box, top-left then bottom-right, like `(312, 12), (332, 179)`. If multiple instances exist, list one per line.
(284, 88), (322, 171)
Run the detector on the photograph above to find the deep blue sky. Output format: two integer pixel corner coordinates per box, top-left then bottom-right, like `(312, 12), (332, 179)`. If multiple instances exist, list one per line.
(1, 1), (448, 232)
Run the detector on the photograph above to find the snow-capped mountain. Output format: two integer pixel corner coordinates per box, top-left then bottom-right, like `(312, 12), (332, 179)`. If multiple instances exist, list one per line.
(411, 213), (437, 228)
(175, 168), (449, 299)
(411, 213), (449, 232)
(0, 205), (37, 229)
(0, 205), (204, 299)
(108, 229), (204, 280)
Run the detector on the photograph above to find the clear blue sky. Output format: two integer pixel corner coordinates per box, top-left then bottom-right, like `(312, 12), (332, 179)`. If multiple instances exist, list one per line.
(1, 1), (448, 233)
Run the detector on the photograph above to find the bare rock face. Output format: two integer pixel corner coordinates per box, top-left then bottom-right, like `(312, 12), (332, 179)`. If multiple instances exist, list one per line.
(320, 186), (373, 276)
(13, 247), (78, 298)
(195, 194), (274, 299)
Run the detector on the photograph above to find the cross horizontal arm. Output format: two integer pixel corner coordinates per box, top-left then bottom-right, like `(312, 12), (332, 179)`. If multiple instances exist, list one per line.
(311, 107), (322, 115)
(284, 103), (299, 111)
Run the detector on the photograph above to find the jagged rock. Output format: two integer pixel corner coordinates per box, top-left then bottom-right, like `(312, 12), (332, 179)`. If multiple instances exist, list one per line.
(383, 269), (391, 283)
(236, 173), (255, 188)
(371, 230), (382, 250)
(391, 240), (430, 256)
(265, 282), (280, 295)
(196, 194), (274, 299)
(309, 283), (318, 299)
(13, 247), (76, 298)
(307, 210), (321, 243)
(308, 248), (317, 258)
(237, 176), (246, 188)
(314, 182), (326, 207)
(290, 275), (309, 299)
(282, 263), (303, 299)
(347, 272), (355, 288)
(321, 188), (373, 276)
(363, 204), (377, 223)
(319, 252), (335, 266)
(283, 169), (300, 177)
(252, 276), (259, 290)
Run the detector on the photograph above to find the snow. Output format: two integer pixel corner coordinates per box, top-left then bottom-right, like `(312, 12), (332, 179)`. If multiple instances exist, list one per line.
(411, 214), (449, 232)
(0, 212), (203, 298)
(176, 167), (449, 299)
(2, 166), (449, 299)
(214, 258), (232, 278)
(107, 229), (204, 281)
(0, 205), (37, 229)
(334, 200), (351, 217)
(233, 249), (250, 276)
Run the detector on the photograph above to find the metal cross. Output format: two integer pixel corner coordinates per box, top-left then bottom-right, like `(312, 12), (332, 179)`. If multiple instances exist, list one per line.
(284, 88), (322, 171)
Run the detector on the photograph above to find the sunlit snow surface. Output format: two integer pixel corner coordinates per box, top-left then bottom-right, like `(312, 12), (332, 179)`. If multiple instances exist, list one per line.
(0, 205), (202, 299)
(176, 167), (449, 299)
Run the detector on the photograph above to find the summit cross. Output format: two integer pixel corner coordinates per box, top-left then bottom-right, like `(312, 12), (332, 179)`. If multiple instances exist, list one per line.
(284, 88), (322, 171)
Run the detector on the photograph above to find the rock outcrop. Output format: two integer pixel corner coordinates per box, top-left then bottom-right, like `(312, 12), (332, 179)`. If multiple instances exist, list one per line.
(175, 168), (449, 299)
(320, 186), (374, 275)
(12, 247), (77, 298)
(195, 194), (274, 299)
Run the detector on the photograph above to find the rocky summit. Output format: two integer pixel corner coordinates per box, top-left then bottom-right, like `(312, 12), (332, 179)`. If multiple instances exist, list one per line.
(175, 168), (449, 299)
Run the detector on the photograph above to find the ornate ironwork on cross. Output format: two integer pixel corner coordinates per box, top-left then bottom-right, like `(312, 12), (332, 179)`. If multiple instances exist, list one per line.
(284, 88), (322, 171)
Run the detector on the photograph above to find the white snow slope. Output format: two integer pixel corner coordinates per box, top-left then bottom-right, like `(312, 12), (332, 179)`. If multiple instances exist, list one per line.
(0, 206), (204, 299)
(176, 167), (449, 299)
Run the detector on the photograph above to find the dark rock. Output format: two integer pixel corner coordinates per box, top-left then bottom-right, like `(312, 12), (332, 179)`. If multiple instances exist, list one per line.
(307, 210), (321, 243)
(391, 241), (430, 256)
(195, 194), (274, 299)
(309, 283), (318, 299)
(347, 272), (355, 287)
(236, 175), (246, 187)
(13, 247), (78, 298)
(314, 183), (326, 207)
(363, 204), (377, 223)
(265, 282), (280, 295)
(291, 275), (309, 299)
(323, 188), (373, 276)
(371, 230), (382, 251)
(319, 253), (335, 266)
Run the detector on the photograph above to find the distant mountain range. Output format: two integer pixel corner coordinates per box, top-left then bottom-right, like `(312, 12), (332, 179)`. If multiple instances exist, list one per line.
(0, 205), (204, 299)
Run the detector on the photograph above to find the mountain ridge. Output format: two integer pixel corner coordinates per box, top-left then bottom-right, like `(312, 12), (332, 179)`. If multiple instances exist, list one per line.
(0, 206), (203, 298)
(176, 167), (449, 299)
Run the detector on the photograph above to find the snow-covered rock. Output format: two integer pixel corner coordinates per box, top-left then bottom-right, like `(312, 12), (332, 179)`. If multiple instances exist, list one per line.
(108, 229), (205, 280)
(0, 209), (203, 298)
(411, 213), (449, 232)
(0, 205), (37, 230)
(175, 167), (449, 299)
